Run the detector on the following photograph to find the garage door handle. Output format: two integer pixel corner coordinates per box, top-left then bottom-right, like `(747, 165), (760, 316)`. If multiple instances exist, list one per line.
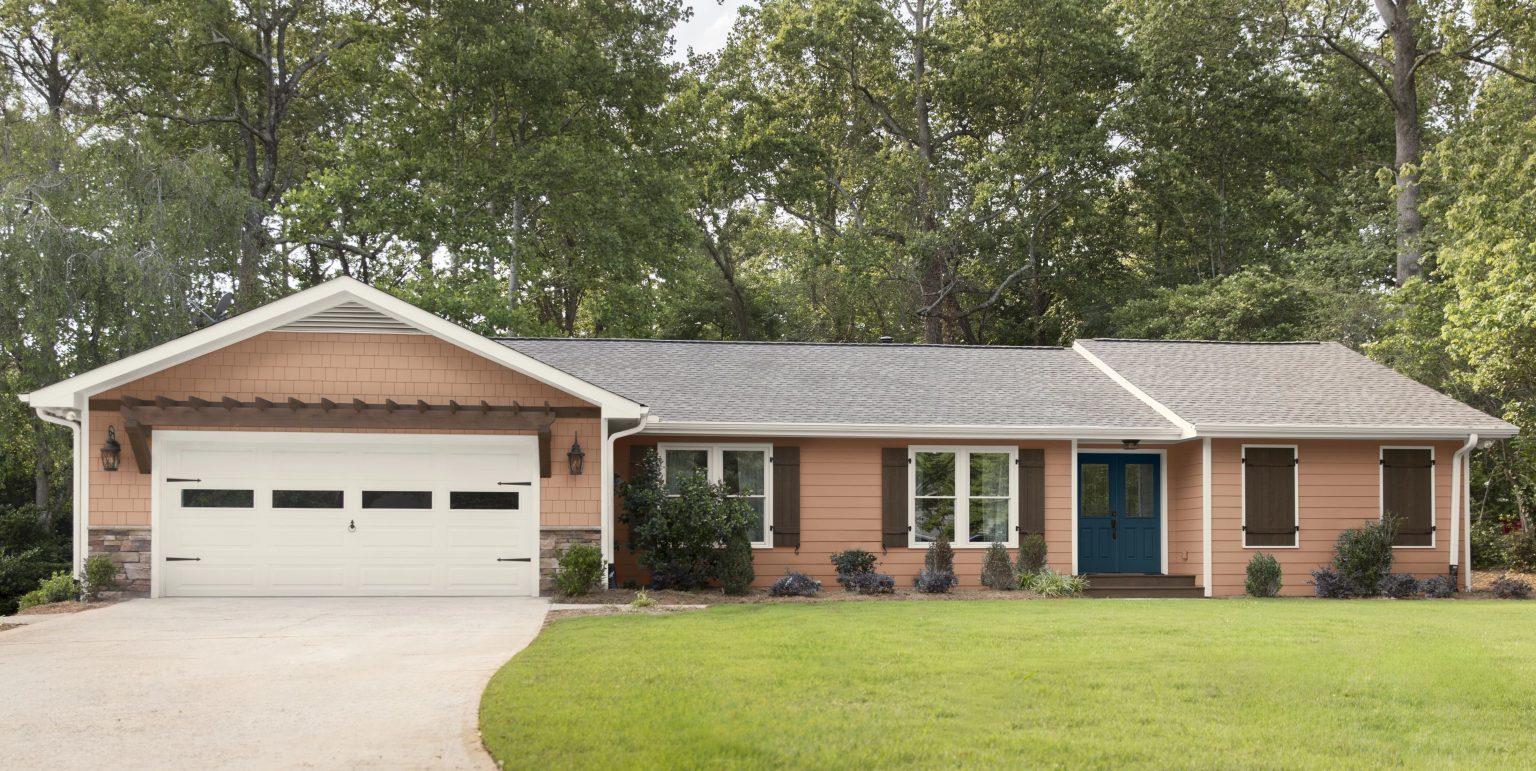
(498, 482), (532, 486)
(498, 558), (531, 562)
(165, 557), (201, 562)
(165, 477), (201, 483)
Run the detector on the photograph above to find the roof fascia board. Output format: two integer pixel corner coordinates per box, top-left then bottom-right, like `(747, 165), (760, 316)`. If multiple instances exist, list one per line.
(1071, 341), (1197, 438)
(1193, 424), (1518, 440)
(641, 420), (1184, 441)
(22, 278), (645, 417)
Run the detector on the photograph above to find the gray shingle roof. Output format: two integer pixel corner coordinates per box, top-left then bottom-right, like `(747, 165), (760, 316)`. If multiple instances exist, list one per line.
(499, 338), (1178, 431)
(1075, 339), (1514, 435)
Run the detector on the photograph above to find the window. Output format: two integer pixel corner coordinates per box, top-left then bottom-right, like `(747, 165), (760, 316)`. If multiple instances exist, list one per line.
(182, 489), (254, 508)
(362, 490), (433, 509)
(272, 490), (344, 509)
(909, 447), (1018, 547)
(450, 491), (521, 510)
(1381, 447), (1435, 548)
(1242, 446), (1297, 548)
(660, 444), (772, 546)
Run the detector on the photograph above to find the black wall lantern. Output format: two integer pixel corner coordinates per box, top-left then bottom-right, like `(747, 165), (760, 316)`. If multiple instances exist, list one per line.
(101, 426), (122, 472)
(567, 433), (586, 476)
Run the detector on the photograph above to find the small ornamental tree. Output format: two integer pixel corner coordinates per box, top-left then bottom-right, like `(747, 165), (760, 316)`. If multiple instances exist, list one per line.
(623, 453), (756, 591)
(1016, 533), (1048, 576)
(1332, 515), (1400, 596)
(1244, 552), (1283, 597)
(981, 543), (1014, 590)
(924, 537), (955, 573)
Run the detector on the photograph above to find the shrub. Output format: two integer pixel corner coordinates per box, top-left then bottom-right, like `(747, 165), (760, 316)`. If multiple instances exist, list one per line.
(553, 543), (604, 597)
(1023, 569), (1087, 597)
(980, 543), (1015, 590)
(18, 570), (78, 609)
(914, 569), (957, 594)
(1244, 552), (1283, 597)
(1378, 573), (1420, 599)
(630, 589), (655, 608)
(1491, 576), (1532, 600)
(1504, 529), (1536, 573)
(1311, 567), (1355, 599)
(1470, 518), (1508, 569)
(924, 538), (955, 574)
(829, 543), (878, 586)
(1421, 575), (1455, 598)
(1015, 533), (1048, 576)
(1331, 515), (1400, 596)
(844, 572), (895, 594)
(717, 530), (755, 596)
(0, 505), (71, 616)
(624, 455), (756, 590)
(82, 554), (119, 600)
(769, 572), (821, 597)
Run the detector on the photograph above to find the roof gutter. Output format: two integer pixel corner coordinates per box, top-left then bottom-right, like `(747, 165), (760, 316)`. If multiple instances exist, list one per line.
(1193, 424), (1517, 440)
(602, 409), (652, 584)
(640, 420), (1184, 441)
(1450, 433), (1478, 591)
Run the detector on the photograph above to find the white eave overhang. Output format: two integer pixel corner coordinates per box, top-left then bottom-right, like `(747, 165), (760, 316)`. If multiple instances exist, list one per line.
(20, 277), (647, 419)
(1191, 423), (1519, 441)
(639, 420), (1186, 441)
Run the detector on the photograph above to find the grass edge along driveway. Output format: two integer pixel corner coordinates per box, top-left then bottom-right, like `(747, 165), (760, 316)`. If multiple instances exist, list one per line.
(481, 600), (1536, 769)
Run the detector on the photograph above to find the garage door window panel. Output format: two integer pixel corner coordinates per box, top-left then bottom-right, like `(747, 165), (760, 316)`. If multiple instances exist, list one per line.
(449, 491), (521, 510)
(182, 489), (254, 508)
(362, 491), (433, 509)
(273, 490), (345, 509)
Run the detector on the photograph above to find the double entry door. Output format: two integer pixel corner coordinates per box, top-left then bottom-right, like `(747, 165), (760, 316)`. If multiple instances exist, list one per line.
(1077, 453), (1161, 573)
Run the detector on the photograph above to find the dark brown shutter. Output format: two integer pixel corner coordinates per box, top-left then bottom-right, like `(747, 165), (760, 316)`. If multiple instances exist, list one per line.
(623, 443), (656, 552)
(772, 446), (800, 550)
(1018, 448), (1045, 536)
(881, 447), (909, 549)
(1383, 448), (1434, 547)
(1243, 447), (1297, 547)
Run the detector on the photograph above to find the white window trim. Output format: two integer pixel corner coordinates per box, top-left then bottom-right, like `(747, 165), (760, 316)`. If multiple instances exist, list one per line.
(907, 445), (1019, 549)
(1380, 445), (1437, 550)
(658, 443), (774, 549)
(1241, 444), (1300, 549)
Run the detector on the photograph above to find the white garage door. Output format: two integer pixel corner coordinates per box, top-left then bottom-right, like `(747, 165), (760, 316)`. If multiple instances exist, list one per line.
(156, 432), (540, 597)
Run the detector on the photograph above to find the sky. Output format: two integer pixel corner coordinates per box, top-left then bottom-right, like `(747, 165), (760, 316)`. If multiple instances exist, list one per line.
(672, 0), (750, 60)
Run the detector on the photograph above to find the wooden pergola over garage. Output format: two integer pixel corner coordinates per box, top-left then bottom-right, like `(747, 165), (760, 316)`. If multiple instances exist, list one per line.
(89, 396), (600, 478)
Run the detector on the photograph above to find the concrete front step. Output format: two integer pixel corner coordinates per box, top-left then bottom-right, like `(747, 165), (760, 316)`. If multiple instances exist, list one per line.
(1084, 585), (1206, 599)
(1081, 573), (1197, 589)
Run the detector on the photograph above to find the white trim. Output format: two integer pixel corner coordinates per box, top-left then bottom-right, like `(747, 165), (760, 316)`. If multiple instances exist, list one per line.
(1193, 424), (1516, 440)
(1240, 444), (1300, 549)
(34, 408), (84, 576)
(1072, 342), (1197, 438)
(1069, 439), (1079, 574)
(658, 442), (774, 548)
(1450, 434), (1477, 590)
(906, 445), (1019, 549)
(1201, 437), (1213, 597)
(1379, 445), (1437, 550)
(149, 432), (162, 598)
(1070, 448), (1168, 573)
(603, 412), (652, 577)
(643, 420), (1181, 441)
(21, 277), (646, 418)
(1463, 438), (1475, 591)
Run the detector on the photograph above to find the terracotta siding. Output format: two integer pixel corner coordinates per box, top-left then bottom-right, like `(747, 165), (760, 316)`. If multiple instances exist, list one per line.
(615, 437), (1072, 588)
(1166, 441), (1205, 585)
(86, 331), (599, 529)
(1207, 438), (1460, 596)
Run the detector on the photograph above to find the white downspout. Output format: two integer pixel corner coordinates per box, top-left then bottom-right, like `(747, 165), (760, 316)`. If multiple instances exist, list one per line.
(602, 409), (651, 585)
(32, 403), (85, 576)
(1450, 433), (1477, 591)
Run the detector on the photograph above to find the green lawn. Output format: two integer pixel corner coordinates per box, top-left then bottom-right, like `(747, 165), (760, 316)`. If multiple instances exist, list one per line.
(480, 600), (1536, 769)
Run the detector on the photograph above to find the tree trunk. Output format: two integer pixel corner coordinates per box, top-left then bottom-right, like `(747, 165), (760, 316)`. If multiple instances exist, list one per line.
(911, 0), (943, 344)
(236, 205), (267, 310)
(1379, 0), (1424, 285)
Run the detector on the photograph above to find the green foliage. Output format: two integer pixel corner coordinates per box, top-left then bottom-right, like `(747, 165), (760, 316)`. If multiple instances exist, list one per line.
(553, 544), (604, 597)
(768, 572), (821, 597)
(1244, 553), (1283, 598)
(1469, 518), (1509, 569)
(831, 549), (877, 589)
(1490, 576), (1531, 600)
(914, 569), (957, 594)
(630, 589), (655, 608)
(980, 543), (1015, 590)
(18, 570), (78, 609)
(717, 530), (755, 596)
(624, 453), (756, 591)
(1331, 516), (1401, 596)
(924, 538), (955, 575)
(1421, 575), (1455, 599)
(1022, 569), (1087, 597)
(1504, 530), (1536, 574)
(1016, 534), (1048, 576)
(0, 506), (70, 615)
(1379, 573), (1421, 599)
(82, 554), (118, 600)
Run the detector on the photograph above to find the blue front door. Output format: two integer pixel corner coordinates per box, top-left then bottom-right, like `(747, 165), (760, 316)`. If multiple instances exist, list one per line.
(1077, 454), (1161, 573)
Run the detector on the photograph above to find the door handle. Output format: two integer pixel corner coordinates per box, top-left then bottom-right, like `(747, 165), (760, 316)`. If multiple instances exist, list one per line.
(348, 520), (356, 532)
(497, 558), (531, 562)
(1110, 518), (1117, 540)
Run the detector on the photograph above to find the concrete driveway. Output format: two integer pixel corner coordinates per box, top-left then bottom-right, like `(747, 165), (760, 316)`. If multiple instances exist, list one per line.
(0, 597), (548, 770)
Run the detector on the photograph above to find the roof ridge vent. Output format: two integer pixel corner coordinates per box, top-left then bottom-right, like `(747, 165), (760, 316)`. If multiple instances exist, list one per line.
(276, 301), (424, 335)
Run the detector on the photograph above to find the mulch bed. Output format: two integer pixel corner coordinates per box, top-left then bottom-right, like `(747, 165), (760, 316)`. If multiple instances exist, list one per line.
(15, 600), (117, 616)
(553, 586), (1047, 606)
(1471, 569), (1536, 592)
